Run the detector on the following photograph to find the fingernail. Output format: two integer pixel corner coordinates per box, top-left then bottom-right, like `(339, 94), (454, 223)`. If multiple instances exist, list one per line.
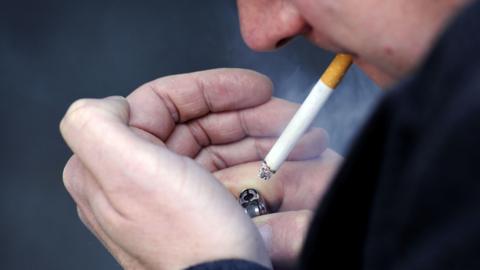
(258, 224), (272, 253)
(105, 95), (125, 100)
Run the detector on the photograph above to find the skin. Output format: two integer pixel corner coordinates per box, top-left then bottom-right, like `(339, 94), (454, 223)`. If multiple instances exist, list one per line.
(61, 0), (471, 269)
(61, 69), (335, 270)
(237, 0), (471, 87)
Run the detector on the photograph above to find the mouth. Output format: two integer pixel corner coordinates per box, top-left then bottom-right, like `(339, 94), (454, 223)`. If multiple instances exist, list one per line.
(304, 31), (357, 57)
(275, 37), (294, 49)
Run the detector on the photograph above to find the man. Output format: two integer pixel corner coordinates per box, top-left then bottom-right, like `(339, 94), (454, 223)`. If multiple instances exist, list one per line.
(60, 0), (479, 269)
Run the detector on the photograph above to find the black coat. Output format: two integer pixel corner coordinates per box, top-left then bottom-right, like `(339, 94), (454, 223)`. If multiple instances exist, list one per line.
(190, 1), (480, 269)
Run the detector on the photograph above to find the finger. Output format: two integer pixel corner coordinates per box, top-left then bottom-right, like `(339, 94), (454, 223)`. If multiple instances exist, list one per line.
(126, 68), (273, 140)
(60, 96), (184, 194)
(165, 98), (300, 156)
(130, 126), (166, 146)
(63, 155), (99, 211)
(76, 207), (143, 269)
(213, 149), (342, 211)
(64, 156), (125, 251)
(213, 160), (284, 211)
(279, 149), (342, 211)
(63, 155), (125, 230)
(254, 210), (313, 270)
(64, 155), (147, 269)
(195, 128), (328, 172)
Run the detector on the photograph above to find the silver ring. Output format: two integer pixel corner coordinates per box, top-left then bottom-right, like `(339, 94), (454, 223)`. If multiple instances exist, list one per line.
(239, 189), (268, 218)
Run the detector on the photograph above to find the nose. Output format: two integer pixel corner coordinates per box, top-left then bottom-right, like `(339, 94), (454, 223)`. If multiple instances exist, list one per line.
(237, 0), (309, 51)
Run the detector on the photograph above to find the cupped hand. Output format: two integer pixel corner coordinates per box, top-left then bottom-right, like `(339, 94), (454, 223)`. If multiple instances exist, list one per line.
(60, 68), (338, 270)
(61, 69), (279, 270)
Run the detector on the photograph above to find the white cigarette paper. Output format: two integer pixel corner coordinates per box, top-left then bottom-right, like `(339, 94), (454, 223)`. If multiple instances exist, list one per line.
(259, 54), (352, 181)
(263, 80), (333, 174)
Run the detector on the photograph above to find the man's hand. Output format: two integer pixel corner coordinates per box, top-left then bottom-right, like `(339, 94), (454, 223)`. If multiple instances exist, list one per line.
(214, 149), (342, 269)
(60, 68), (340, 269)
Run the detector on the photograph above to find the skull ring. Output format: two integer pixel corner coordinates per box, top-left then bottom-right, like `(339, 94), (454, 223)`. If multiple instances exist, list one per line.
(239, 188), (268, 218)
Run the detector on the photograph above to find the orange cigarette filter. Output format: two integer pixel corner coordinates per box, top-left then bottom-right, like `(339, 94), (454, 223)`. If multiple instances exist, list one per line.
(320, 53), (353, 88)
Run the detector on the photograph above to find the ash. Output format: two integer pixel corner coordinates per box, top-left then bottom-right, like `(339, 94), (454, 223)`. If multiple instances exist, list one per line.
(259, 161), (274, 181)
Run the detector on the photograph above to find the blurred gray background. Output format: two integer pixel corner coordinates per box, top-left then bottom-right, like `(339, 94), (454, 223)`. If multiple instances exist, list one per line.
(0, 1), (379, 269)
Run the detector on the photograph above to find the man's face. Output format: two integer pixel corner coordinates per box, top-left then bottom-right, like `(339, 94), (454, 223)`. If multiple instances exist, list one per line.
(236, 0), (409, 86)
(236, 0), (353, 52)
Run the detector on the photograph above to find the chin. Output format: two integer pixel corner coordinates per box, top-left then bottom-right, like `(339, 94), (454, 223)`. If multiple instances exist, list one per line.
(353, 57), (397, 89)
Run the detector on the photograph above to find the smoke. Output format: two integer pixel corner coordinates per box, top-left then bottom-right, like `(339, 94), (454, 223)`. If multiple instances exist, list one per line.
(318, 65), (381, 153)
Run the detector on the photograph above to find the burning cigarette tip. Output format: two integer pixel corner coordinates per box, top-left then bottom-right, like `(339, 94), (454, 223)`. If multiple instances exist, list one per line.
(259, 161), (275, 181)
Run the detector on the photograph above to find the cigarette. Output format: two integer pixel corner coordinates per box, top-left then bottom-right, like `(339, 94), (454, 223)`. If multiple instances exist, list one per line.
(259, 54), (353, 181)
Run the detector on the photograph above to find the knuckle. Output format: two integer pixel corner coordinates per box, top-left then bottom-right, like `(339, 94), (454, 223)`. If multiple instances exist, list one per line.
(62, 156), (77, 195)
(77, 207), (88, 226)
(62, 169), (73, 194)
(62, 176), (74, 197)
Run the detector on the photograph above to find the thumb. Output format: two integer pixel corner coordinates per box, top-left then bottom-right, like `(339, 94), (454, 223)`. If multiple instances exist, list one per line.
(60, 96), (184, 195)
(253, 210), (313, 269)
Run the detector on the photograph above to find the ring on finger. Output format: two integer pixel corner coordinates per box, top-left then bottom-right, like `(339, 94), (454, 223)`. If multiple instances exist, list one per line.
(239, 188), (268, 218)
